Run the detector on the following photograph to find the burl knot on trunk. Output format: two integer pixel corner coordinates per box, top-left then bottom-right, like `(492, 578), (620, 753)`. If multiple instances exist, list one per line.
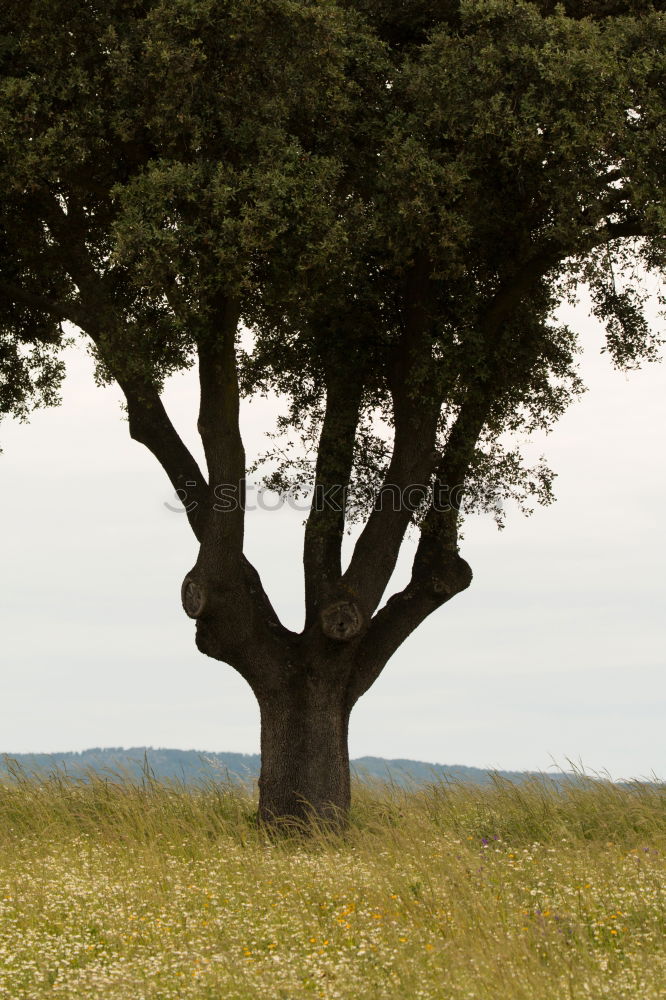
(181, 576), (207, 619)
(319, 600), (364, 641)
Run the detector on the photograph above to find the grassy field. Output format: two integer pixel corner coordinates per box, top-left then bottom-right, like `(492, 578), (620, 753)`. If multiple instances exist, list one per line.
(0, 766), (665, 1000)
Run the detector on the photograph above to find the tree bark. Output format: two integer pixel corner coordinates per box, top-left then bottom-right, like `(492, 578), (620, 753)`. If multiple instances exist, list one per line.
(257, 678), (351, 829)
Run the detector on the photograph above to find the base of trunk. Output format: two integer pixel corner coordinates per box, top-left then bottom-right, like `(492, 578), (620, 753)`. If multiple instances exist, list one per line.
(258, 685), (350, 829)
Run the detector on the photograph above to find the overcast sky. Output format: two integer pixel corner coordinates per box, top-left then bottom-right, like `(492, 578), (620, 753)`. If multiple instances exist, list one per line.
(1, 288), (664, 780)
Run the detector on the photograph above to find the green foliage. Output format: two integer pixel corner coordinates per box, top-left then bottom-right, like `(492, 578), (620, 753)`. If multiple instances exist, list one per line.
(242, 0), (665, 519)
(1, 0), (664, 514)
(0, 326), (64, 425)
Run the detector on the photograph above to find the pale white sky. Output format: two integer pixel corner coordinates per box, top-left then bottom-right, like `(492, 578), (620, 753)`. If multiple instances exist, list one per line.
(1, 290), (664, 780)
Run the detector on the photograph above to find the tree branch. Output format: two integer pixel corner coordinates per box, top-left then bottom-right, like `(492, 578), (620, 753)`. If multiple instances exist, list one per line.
(481, 217), (650, 335)
(194, 296), (246, 565)
(119, 376), (211, 541)
(345, 242), (568, 689)
(348, 549), (472, 706)
(196, 298), (243, 482)
(0, 280), (89, 332)
(303, 374), (363, 626)
(1, 274), (213, 538)
(341, 255), (442, 616)
(349, 207), (650, 692)
(348, 214), (652, 673)
(6, 196), (294, 682)
(599, 219), (651, 242)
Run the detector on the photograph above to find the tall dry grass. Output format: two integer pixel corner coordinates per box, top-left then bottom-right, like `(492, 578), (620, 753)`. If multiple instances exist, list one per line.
(1, 762), (664, 998)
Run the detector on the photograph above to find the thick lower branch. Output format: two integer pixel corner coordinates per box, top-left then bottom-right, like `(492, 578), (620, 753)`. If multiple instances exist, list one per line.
(181, 555), (296, 691)
(196, 297), (245, 563)
(348, 551), (473, 705)
(122, 378), (210, 541)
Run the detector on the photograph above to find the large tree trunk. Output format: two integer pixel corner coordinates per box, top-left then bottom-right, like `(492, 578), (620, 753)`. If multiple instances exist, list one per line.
(184, 553), (471, 832)
(183, 569), (359, 828)
(257, 678), (351, 828)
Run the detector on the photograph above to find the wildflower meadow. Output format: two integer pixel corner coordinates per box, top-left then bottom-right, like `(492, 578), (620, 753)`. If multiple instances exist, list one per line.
(1, 767), (665, 999)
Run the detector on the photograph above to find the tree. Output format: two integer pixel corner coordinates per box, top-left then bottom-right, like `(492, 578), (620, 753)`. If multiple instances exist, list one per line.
(1, 0), (664, 825)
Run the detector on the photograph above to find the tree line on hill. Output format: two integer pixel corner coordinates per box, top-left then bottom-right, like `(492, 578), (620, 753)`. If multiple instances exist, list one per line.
(0, 747), (573, 788)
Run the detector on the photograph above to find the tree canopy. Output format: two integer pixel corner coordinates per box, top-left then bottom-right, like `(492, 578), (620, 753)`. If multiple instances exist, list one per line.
(2, 0), (663, 483)
(1, 0), (664, 821)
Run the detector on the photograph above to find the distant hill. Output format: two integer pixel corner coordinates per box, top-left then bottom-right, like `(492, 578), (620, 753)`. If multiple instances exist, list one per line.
(0, 746), (571, 787)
